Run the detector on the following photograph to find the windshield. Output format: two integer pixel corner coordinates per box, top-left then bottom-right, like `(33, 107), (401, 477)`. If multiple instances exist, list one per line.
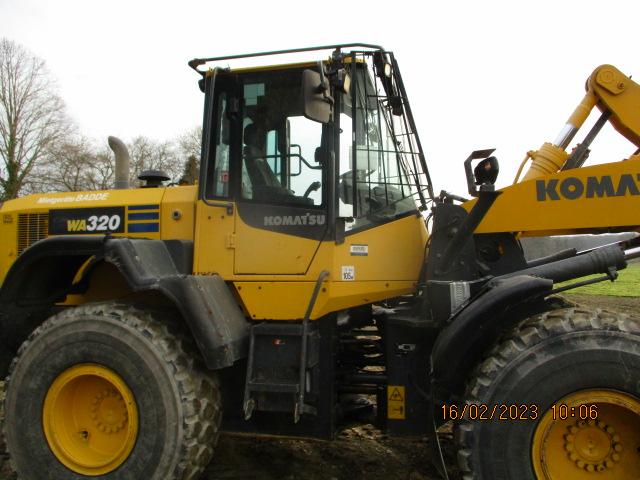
(339, 56), (431, 231)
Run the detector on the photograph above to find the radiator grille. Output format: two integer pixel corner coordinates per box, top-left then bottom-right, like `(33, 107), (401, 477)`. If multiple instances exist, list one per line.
(17, 213), (49, 254)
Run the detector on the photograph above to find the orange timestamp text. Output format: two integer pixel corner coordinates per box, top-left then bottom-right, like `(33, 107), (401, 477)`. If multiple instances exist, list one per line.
(441, 403), (599, 421)
(442, 403), (540, 421)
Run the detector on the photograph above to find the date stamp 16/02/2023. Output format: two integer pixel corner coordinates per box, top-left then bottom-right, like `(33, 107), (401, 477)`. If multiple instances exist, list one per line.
(441, 403), (599, 422)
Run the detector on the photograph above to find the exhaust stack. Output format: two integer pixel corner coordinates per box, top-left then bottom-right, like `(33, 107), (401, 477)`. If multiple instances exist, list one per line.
(108, 136), (130, 189)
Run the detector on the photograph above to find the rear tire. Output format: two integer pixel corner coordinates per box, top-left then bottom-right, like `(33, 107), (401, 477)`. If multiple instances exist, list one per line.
(2, 303), (222, 480)
(456, 307), (640, 480)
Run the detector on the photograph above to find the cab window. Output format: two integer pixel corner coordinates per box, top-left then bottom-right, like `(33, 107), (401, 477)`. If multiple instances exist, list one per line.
(240, 73), (324, 207)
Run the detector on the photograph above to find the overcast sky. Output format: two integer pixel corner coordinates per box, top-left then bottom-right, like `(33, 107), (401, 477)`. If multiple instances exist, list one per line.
(1, 0), (639, 195)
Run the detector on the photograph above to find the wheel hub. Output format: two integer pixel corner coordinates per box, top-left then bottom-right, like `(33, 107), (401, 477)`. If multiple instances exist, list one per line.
(42, 364), (139, 476)
(563, 420), (623, 472)
(532, 389), (640, 479)
(91, 388), (129, 434)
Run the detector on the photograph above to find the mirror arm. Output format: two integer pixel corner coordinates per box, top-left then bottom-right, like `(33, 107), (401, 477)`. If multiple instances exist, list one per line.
(317, 61), (326, 90)
(316, 61), (334, 106)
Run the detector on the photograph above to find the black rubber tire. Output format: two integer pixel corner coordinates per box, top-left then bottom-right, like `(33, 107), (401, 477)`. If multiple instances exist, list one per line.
(2, 303), (222, 480)
(456, 307), (640, 480)
(0, 381), (15, 480)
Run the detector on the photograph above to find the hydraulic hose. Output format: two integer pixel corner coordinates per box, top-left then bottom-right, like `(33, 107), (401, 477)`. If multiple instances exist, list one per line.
(501, 244), (626, 284)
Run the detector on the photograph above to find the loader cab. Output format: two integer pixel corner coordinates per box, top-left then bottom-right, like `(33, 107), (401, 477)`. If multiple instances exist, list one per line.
(194, 47), (433, 278)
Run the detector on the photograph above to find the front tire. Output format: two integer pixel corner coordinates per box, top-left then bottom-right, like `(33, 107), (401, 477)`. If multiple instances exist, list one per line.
(0, 380), (15, 480)
(456, 307), (640, 480)
(3, 303), (222, 480)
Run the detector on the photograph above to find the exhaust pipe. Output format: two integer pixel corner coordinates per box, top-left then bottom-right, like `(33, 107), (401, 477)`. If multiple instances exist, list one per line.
(108, 136), (130, 189)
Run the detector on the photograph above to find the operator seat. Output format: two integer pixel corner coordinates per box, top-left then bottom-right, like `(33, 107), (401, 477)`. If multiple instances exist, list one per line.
(242, 124), (313, 205)
(243, 124), (282, 196)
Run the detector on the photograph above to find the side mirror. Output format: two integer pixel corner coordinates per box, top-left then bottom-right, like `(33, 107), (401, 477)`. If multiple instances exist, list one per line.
(314, 146), (334, 164)
(339, 200), (354, 219)
(302, 69), (332, 124)
(338, 174), (354, 219)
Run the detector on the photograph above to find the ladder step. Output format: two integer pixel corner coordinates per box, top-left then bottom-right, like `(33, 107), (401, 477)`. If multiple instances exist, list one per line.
(252, 323), (303, 336)
(247, 381), (300, 393)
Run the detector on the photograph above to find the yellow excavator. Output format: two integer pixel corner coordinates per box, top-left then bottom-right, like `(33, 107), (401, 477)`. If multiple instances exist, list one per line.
(0, 43), (638, 479)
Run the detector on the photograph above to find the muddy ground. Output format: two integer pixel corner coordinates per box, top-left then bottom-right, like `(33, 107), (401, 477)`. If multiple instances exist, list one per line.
(0, 294), (637, 480)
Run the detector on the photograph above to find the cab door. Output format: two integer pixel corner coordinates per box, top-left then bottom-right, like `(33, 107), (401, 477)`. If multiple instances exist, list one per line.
(233, 73), (329, 275)
(194, 80), (236, 278)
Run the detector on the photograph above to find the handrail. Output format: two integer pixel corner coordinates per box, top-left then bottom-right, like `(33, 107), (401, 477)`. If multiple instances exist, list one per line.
(189, 43), (385, 75)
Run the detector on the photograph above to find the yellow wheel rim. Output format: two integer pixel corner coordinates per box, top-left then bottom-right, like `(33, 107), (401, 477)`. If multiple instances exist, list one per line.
(42, 364), (139, 476)
(532, 389), (640, 479)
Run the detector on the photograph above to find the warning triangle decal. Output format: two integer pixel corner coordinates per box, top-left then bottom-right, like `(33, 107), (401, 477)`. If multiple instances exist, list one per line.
(389, 388), (404, 401)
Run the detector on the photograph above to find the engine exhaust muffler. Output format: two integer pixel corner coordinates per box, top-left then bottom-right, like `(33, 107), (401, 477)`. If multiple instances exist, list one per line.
(108, 136), (130, 190)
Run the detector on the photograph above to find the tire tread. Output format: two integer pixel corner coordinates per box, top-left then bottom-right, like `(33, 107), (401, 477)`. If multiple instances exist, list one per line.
(456, 306), (640, 479)
(2, 302), (221, 480)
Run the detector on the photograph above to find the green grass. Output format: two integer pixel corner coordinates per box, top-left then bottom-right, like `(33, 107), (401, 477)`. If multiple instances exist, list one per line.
(558, 262), (640, 297)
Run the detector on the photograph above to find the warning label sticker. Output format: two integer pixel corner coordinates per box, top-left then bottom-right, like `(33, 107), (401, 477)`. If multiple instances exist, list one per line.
(387, 385), (405, 420)
(349, 244), (368, 256)
(341, 265), (355, 281)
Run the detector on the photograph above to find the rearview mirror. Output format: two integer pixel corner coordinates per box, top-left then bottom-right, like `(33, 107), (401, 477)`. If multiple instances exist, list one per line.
(302, 70), (332, 124)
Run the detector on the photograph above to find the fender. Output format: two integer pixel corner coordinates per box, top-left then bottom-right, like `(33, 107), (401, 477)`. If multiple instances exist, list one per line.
(430, 275), (553, 397)
(0, 235), (249, 372)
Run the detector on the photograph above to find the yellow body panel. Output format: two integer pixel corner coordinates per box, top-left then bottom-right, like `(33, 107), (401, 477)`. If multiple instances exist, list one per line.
(332, 215), (428, 282)
(233, 215), (321, 275)
(234, 280), (417, 320)
(160, 186), (197, 239)
(0, 207), (21, 283)
(232, 214), (427, 319)
(0, 187), (202, 283)
(468, 156), (640, 236)
(193, 200), (236, 278)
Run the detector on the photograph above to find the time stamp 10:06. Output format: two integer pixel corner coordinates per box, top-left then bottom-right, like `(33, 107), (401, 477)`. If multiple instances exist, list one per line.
(441, 403), (599, 421)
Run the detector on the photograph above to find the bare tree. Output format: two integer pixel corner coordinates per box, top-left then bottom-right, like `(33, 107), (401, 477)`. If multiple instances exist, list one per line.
(0, 38), (69, 200)
(176, 126), (201, 184)
(128, 136), (182, 185)
(28, 134), (186, 194)
(177, 125), (202, 162)
(86, 146), (116, 190)
(26, 136), (114, 193)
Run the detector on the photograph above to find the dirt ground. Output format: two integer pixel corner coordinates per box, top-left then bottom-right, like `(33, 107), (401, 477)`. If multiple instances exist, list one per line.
(0, 293), (637, 480)
(205, 427), (451, 480)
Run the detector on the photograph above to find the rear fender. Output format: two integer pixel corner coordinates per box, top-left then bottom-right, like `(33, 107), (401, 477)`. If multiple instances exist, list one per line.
(0, 236), (249, 375)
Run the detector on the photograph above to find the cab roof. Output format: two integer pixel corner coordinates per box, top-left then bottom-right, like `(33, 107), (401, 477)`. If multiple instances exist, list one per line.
(189, 43), (384, 77)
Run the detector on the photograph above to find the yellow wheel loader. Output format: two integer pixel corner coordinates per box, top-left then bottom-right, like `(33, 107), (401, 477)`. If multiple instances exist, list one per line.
(0, 44), (639, 479)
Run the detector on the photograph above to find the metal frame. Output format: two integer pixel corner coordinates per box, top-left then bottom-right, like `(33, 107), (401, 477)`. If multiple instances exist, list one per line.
(188, 43), (386, 74)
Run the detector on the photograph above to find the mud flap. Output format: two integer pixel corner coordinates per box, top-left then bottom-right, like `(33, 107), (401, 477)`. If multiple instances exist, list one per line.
(160, 275), (249, 369)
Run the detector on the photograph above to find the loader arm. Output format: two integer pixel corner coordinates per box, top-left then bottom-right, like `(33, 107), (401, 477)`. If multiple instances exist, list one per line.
(469, 64), (640, 237)
(518, 64), (640, 182)
(587, 64), (640, 148)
